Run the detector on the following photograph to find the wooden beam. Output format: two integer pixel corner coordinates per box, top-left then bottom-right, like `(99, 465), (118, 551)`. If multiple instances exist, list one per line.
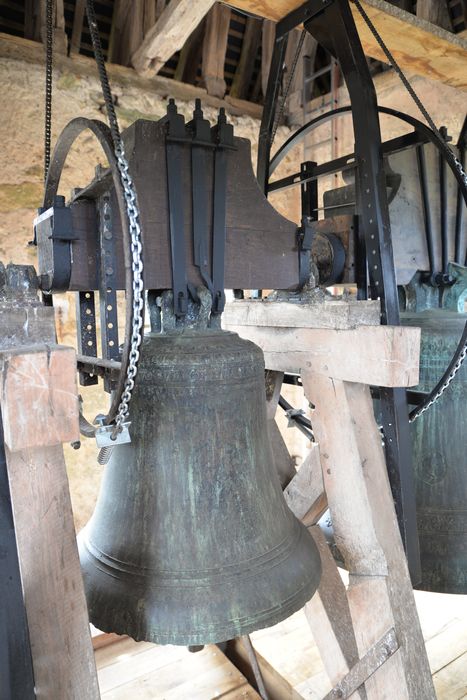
(417, 0), (453, 31)
(301, 372), (435, 698)
(0, 347), (78, 451)
(200, 3), (231, 98)
(304, 526), (365, 699)
(224, 299), (380, 330)
(261, 19), (275, 100)
(225, 0), (467, 91)
(70, 0), (86, 55)
(283, 443), (325, 522)
(230, 16), (262, 99)
(173, 18), (206, 84)
(132, 0), (216, 76)
(24, 0), (34, 39)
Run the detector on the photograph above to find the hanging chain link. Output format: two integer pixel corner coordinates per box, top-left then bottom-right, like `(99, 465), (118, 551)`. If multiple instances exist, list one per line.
(272, 31), (306, 145)
(86, 0), (144, 444)
(351, 0), (467, 420)
(409, 339), (467, 423)
(44, 0), (54, 181)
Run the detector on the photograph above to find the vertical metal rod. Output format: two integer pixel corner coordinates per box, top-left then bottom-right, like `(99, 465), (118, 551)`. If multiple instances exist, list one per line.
(0, 408), (36, 698)
(241, 635), (270, 700)
(416, 144), (436, 276)
(301, 160), (318, 219)
(439, 130), (449, 275)
(454, 146), (465, 264)
(257, 33), (288, 193)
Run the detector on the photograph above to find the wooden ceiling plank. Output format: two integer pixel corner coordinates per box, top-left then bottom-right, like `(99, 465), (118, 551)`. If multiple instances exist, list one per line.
(131, 0), (216, 76)
(224, 0), (467, 91)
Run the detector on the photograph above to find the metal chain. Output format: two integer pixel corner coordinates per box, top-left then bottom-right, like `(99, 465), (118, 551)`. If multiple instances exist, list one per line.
(271, 30), (306, 145)
(409, 323), (467, 422)
(351, 0), (467, 418)
(86, 0), (144, 442)
(44, 0), (54, 181)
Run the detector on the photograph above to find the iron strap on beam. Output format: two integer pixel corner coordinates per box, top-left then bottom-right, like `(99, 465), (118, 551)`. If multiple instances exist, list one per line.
(323, 628), (399, 699)
(165, 100), (191, 317)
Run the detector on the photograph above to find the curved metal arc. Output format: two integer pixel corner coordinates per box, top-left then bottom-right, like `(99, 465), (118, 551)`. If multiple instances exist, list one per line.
(269, 106), (467, 203)
(43, 116), (134, 427)
(270, 106), (467, 423)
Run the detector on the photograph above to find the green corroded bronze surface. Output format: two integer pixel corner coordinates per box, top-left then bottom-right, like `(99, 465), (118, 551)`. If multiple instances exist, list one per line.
(402, 310), (467, 593)
(78, 328), (321, 644)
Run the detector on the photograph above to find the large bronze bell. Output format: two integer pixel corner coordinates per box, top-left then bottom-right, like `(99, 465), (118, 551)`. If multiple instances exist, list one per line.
(78, 327), (321, 645)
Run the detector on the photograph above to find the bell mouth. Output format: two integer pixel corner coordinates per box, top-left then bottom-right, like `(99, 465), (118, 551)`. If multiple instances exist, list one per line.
(78, 519), (321, 646)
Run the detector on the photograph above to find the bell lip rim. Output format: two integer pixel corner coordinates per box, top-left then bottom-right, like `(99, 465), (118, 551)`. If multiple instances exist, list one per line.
(86, 571), (321, 646)
(79, 522), (322, 646)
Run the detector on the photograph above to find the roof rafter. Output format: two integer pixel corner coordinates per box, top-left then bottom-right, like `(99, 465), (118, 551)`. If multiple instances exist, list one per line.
(131, 0), (216, 76)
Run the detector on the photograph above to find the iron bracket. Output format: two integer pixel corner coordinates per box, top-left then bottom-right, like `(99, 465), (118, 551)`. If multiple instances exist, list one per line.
(323, 628), (399, 700)
(165, 99), (191, 317)
(211, 108), (234, 316)
(297, 216), (315, 288)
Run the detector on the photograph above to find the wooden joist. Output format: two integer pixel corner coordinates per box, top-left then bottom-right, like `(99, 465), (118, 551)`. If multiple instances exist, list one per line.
(131, 0), (216, 76)
(200, 3), (232, 98)
(70, 0), (86, 55)
(230, 16), (261, 99)
(225, 0), (467, 91)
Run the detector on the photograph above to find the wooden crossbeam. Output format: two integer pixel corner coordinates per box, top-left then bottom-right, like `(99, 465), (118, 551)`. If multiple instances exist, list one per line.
(131, 0), (216, 76)
(225, 0), (467, 91)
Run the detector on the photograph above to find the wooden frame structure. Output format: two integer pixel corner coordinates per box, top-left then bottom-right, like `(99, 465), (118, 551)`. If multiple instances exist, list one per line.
(224, 298), (436, 699)
(0, 265), (99, 699)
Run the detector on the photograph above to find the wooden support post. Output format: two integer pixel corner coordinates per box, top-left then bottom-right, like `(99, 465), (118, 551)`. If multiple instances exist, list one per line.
(0, 264), (99, 699)
(200, 3), (231, 98)
(299, 374), (435, 698)
(305, 527), (365, 700)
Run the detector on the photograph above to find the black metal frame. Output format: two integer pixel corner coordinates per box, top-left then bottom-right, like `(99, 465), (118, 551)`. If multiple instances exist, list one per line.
(257, 0), (423, 582)
(0, 409), (36, 699)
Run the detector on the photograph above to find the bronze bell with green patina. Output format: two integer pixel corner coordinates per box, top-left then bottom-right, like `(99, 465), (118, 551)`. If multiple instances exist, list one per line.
(78, 292), (321, 646)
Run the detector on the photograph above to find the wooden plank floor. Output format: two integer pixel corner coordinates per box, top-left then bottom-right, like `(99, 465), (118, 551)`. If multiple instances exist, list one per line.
(95, 589), (467, 699)
(96, 638), (261, 699)
(249, 588), (467, 699)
